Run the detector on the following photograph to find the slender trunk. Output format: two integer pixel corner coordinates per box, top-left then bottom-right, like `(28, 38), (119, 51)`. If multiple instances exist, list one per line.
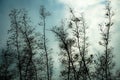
(14, 16), (22, 80)
(82, 18), (91, 80)
(24, 38), (32, 80)
(66, 46), (77, 80)
(105, 4), (111, 80)
(32, 61), (38, 80)
(75, 20), (91, 80)
(61, 38), (75, 80)
(105, 45), (108, 80)
(18, 57), (22, 80)
(4, 53), (8, 80)
(16, 36), (22, 80)
(24, 36), (34, 80)
(69, 44), (76, 80)
(43, 17), (49, 80)
(16, 30), (22, 80)
(20, 21), (32, 80)
(25, 57), (31, 80)
(20, 23), (37, 80)
(52, 26), (77, 80)
(24, 41), (34, 80)
(61, 38), (77, 80)
(68, 57), (70, 80)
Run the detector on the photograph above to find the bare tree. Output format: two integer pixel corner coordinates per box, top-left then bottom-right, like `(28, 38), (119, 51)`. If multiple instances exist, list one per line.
(39, 6), (53, 80)
(8, 9), (23, 80)
(69, 9), (92, 80)
(94, 1), (115, 80)
(0, 42), (15, 80)
(19, 10), (38, 80)
(8, 9), (39, 80)
(51, 21), (77, 80)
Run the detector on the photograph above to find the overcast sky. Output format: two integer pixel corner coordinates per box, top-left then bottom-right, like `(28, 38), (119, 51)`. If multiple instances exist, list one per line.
(0, 0), (120, 78)
(57, 0), (120, 70)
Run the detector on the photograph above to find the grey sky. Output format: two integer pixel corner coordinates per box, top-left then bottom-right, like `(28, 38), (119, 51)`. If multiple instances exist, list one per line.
(0, 0), (120, 79)
(0, 0), (64, 47)
(0, 0), (65, 79)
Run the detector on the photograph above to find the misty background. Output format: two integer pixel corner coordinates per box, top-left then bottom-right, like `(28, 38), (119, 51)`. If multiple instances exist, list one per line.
(0, 0), (120, 79)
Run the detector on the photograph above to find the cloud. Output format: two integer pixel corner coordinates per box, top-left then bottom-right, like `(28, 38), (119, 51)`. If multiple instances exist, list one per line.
(57, 0), (120, 69)
(110, 0), (120, 69)
(58, 0), (104, 9)
(57, 0), (106, 53)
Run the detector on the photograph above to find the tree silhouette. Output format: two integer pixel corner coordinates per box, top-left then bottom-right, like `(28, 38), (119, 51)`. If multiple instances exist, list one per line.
(8, 9), (23, 80)
(8, 9), (40, 80)
(51, 21), (77, 80)
(69, 8), (93, 80)
(39, 6), (53, 80)
(0, 42), (15, 80)
(0, 1), (119, 80)
(94, 1), (115, 80)
(19, 10), (38, 80)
